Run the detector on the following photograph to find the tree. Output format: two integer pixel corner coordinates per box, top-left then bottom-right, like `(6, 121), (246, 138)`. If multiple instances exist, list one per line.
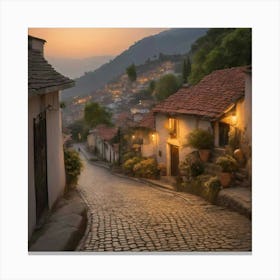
(182, 56), (191, 83)
(67, 119), (88, 142)
(188, 28), (251, 84)
(126, 64), (137, 82)
(84, 102), (112, 128)
(154, 74), (180, 101)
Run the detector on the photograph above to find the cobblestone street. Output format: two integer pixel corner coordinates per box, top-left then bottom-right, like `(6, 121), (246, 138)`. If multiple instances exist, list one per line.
(77, 155), (251, 252)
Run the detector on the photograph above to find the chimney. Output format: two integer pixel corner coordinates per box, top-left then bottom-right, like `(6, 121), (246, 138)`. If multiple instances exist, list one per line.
(28, 35), (46, 54)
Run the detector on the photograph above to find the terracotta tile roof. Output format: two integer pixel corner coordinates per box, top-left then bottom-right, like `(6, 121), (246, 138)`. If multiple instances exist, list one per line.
(94, 125), (118, 141)
(153, 66), (247, 119)
(28, 49), (74, 96)
(137, 111), (155, 130)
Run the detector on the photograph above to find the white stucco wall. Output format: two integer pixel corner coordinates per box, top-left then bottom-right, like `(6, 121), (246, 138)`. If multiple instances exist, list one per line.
(155, 113), (212, 175)
(87, 133), (96, 151)
(45, 92), (66, 208)
(28, 91), (66, 239)
(134, 131), (156, 158)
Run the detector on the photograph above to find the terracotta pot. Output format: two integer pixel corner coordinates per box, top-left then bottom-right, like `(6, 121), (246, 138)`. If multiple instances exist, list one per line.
(198, 149), (210, 162)
(219, 172), (232, 187)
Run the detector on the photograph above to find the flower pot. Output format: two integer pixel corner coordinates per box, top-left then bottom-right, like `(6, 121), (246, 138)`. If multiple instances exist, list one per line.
(219, 172), (232, 187)
(198, 149), (210, 162)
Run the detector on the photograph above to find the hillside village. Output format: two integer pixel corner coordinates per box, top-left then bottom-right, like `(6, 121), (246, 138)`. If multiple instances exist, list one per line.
(28, 28), (253, 253)
(62, 56), (182, 126)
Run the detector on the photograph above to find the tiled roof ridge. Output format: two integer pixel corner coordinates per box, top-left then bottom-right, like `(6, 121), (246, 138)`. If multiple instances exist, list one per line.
(153, 65), (248, 119)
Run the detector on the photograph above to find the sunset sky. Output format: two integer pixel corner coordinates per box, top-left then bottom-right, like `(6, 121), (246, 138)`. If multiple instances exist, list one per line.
(28, 28), (168, 59)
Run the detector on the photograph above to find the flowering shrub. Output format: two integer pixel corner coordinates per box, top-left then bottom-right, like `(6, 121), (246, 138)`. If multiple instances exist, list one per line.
(122, 157), (142, 175)
(133, 158), (159, 179)
(122, 151), (138, 163)
(216, 155), (238, 172)
(64, 148), (83, 189)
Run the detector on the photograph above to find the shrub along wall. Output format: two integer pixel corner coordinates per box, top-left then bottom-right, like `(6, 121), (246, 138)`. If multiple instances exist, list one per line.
(64, 148), (83, 191)
(178, 174), (221, 203)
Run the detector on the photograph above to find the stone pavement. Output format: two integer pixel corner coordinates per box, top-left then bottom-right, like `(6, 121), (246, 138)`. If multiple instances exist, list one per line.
(77, 143), (251, 220)
(29, 190), (87, 252)
(77, 154), (251, 252)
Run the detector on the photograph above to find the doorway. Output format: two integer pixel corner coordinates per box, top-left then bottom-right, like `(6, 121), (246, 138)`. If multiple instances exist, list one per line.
(219, 122), (230, 147)
(33, 111), (49, 223)
(170, 144), (179, 176)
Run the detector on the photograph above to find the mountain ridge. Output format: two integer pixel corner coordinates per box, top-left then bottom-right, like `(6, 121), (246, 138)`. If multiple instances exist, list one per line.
(61, 28), (208, 101)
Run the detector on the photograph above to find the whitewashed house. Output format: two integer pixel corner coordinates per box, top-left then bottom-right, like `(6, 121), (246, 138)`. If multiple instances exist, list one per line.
(28, 35), (74, 238)
(152, 66), (251, 176)
(87, 125), (119, 163)
(131, 112), (157, 158)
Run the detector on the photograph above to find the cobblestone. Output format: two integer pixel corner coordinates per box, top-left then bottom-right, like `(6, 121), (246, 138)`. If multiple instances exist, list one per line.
(77, 156), (251, 252)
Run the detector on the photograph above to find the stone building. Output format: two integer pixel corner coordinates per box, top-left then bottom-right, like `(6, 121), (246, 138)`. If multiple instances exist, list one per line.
(28, 35), (74, 239)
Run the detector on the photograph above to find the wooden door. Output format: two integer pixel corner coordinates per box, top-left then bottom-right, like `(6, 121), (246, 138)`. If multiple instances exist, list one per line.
(33, 111), (49, 223)
(170, 145), (179, 176)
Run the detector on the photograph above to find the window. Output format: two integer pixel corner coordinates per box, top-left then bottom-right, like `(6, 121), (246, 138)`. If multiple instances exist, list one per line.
(168, 118), (178, 138)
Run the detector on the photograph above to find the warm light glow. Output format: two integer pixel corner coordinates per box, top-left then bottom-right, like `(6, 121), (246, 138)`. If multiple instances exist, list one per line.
(152, 133), (155, 141)
(168, 118), (172, 129)
(231, 115), (237, 125)
(132, 135), (135, 140)
(28, 28), (168, 59)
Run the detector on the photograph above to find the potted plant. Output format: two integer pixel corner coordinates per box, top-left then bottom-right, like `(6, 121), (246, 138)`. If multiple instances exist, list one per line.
(187, 129), (214, 162)
(216, 155), (238, 187)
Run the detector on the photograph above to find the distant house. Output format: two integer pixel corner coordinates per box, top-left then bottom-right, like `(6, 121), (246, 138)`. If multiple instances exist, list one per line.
(153, 66), (250, 176)
(130, 100), (150, 123)
(87, 125), (119, 163)
(131, 112), (157, 158)
(28, 35), (74, 238)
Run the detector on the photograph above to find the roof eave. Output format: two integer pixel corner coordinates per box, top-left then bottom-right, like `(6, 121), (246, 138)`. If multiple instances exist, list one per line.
(28, 81), (75, 97)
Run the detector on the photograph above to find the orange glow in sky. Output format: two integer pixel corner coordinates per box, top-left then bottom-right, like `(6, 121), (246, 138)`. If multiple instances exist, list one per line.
(28, 28), (168, 59)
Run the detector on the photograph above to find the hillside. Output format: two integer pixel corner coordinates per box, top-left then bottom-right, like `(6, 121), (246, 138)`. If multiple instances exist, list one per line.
(61, 28), (208, 101)
(62, 54), (184, 126)
(188, 28), (252, 84)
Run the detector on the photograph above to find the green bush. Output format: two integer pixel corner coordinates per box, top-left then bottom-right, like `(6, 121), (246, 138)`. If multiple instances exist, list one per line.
(180, 153), (204, 180)
(64, 148), (83, 189)
(122, 151), (139, 163)
(180, 175), (221, 203)
(204, 176), (221, 203)
(187, 129), (214, 150)
(216, 155), (238, 172)
(133, 158), (159, 179)
(122, 157), (142, 175)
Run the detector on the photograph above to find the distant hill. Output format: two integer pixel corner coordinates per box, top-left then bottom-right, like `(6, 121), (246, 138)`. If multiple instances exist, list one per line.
(46, 55), (114, 79)
(61, 28), (208, 101)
